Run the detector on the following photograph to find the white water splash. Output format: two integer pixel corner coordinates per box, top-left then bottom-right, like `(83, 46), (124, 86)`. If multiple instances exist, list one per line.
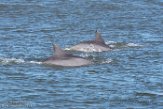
(109, 44), (116, 48)
(127, 43), (143, 47)
(101, 59), (112, 64)
(105, 40), (116, 44)
(0, 58), (25, 64)
(79, 53), (91, 58)
(28, 61), (42, 64)
(64, 48), (71, 50)
(0, 57), (42, 65)
(105, 41), (116, 48)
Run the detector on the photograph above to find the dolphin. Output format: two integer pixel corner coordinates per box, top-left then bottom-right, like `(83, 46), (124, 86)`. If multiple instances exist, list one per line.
(68, 31), (111, 52)
(43, 44), (92, 67)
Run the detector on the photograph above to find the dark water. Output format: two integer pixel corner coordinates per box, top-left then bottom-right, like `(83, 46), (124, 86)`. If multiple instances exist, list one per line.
(0, 0), (163, 109)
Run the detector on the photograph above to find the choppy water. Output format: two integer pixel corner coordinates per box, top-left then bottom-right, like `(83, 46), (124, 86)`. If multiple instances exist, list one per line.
(0, 0), (163, 109)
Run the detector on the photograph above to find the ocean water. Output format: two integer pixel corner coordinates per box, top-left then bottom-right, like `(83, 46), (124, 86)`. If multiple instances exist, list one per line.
(0, 0), (163, 109)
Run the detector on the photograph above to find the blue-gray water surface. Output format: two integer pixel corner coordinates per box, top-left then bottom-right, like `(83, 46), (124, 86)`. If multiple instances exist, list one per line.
(0, 0), (163, 109)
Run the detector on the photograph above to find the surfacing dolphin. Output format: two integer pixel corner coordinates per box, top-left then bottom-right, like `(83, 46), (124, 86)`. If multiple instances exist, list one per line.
(43, 44), (92, 67)
(69, 30), (111, 52)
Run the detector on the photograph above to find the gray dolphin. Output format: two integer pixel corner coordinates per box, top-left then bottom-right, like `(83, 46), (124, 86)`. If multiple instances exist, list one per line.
(69, 31), (111, 52)
(43, 44), (92, 67)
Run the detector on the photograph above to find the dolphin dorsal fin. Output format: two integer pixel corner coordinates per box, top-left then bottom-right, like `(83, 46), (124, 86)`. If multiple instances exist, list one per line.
(53, 44), (67, 57)
(95, 30), (105, 44)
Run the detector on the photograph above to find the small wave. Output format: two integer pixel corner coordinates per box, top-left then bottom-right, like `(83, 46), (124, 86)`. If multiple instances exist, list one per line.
(136, 91), (163, 96)
(127, 43), (142, 47)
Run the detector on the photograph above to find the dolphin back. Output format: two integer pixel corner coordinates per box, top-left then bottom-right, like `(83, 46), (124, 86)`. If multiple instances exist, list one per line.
(43, 57), (92, 67)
